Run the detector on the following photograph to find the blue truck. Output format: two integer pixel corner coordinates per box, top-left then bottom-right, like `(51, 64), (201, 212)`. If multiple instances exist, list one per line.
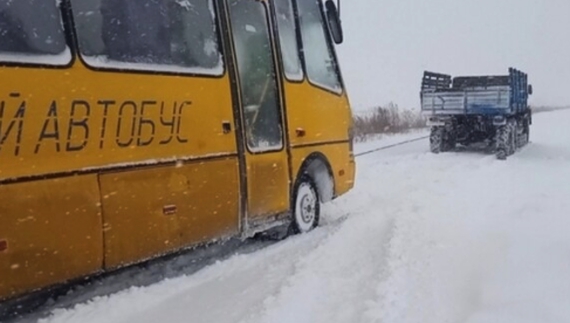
(420, 68), (533, 159)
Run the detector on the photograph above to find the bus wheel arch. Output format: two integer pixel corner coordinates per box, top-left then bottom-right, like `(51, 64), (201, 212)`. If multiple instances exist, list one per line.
(294, 153), (335, 204)
(289, 153), (335, 234)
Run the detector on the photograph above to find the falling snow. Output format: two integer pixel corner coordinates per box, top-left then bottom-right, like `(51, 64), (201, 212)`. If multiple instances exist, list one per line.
(28, 109), (570, 323)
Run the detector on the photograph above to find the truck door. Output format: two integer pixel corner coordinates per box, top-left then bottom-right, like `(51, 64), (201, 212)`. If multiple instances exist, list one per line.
(227, 0), (290, 226)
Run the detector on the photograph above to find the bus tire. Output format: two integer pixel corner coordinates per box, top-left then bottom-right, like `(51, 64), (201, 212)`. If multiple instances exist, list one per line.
(290, 175), (320, 234)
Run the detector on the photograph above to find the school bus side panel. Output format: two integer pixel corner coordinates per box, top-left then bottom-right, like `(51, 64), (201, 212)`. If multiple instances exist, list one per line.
(0, 0), (244, 301)
(0, 62), (239, 297)
(0, 175), (102, 301)
(245, 152), (290, 220)
(100, 158), (240, 269)
(0, 64), (237, 181)
(282, 80), (354, 196)
(285, 82), (351, 147)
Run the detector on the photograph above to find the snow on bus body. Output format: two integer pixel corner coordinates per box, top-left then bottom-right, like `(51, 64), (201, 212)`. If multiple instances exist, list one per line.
(0, 49), (72, 66)
(0, 51), (225, 76)
(82, 56), (225, 76)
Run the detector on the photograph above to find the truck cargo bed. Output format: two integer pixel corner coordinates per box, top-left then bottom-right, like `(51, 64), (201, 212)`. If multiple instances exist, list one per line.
(421, 86), (511, 115)
(420, 68), (530, 116)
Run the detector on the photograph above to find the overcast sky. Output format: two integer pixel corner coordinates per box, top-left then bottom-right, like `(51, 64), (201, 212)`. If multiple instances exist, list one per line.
(335, 0), (570, 111)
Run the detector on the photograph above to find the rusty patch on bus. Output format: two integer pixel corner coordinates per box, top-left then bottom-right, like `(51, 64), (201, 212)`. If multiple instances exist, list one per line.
(0, 240), (8, 252)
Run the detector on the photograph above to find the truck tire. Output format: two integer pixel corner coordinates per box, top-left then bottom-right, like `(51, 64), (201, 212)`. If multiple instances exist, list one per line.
(523, 119), (530, 146)
(430, 127), (444, 153)
(444, 130), (456, 151)
(495, 125), (509, 160)
(516, 121), (524, 149)
(507, 122), (516, 155)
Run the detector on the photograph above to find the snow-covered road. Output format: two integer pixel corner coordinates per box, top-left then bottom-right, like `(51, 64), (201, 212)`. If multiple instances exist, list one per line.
(39, 109), (570, 323)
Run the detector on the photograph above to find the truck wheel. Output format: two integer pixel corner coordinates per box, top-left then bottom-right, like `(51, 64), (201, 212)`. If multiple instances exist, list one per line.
(444, 130), (456, 151)
(290, 175), (320, 234)
(495, 126), (509, 160)
(430, 127), (444, 153)
(514, 121), (522, 149)
(508, 122), (517, 155)
(523, 120), (530, 145)
(516, 121), (528, 148)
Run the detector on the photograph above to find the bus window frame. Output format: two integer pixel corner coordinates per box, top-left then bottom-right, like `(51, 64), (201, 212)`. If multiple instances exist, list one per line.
(270, 0), (304, 84)
(68, 0), (227, 79)
(0, 0), (75, 69)
(293, 0), (345, 96)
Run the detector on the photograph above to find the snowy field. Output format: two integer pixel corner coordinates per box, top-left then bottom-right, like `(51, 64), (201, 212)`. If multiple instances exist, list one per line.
(24, 109), (570, 323)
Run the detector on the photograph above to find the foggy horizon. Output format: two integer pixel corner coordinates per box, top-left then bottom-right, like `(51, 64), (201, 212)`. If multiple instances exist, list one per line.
(336, 0), (570, 111)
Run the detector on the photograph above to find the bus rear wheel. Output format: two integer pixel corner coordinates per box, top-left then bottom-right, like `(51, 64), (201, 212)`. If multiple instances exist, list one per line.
(290, 175), (320, 234)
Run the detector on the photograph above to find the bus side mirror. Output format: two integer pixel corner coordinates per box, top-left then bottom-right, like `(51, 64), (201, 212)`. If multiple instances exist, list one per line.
(325, 0), (343, 44)
(528, 84), (533, 96)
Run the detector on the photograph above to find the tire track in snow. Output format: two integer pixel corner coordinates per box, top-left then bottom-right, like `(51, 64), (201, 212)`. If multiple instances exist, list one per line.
(238, 137), (434, 323)
(356, 146), (448, 323)
(246, 215), (397, 323)
(40, 230), (335, 323)
(243, 163), (406, 323)
(358, 146), (523, 323)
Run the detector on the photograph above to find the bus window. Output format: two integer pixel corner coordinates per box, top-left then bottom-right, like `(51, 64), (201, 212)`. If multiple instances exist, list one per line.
(297, 0), (341, 93)
(71, 0), (223, 75)
(229, 0), (283, 151)
(0, 0), (69, 64)
(274, 0), (303, 81)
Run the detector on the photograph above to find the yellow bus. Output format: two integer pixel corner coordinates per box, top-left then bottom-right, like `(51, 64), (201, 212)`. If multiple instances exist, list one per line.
(0, 0), (354, 301)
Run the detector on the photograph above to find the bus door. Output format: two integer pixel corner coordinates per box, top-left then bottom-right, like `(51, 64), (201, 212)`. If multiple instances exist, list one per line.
(227, 0), (290, 225)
